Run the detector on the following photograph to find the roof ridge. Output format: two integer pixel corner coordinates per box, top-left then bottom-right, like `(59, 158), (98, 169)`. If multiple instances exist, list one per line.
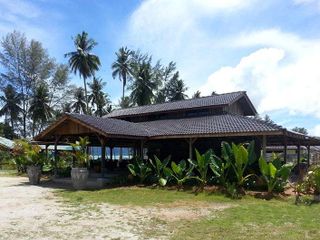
(106, 91), (246, 116)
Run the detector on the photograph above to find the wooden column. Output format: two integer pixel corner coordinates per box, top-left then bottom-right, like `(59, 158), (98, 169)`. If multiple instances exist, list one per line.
(45, 144), (49, 162)
(139, 140), (144, 159)
(100, 138), (106, 176)
(283, 136), (287, 163)
(110, 146), (114, 161)
(187, 138), (197, 160)
(262, 135), (267, 159)
(53, 135), (60, 178)
(297, 144), (301, 165)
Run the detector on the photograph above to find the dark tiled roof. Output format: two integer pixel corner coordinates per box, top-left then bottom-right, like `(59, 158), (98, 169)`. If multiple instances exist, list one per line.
(139, 114), (283, 138)
(66, 113), (149, 137)
(67, 113), (284, 138)
(106, 91), (248, 118)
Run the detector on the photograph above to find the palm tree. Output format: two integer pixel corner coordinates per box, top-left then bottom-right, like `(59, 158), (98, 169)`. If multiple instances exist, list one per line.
(65, 31), (101, 113)
(29, 84), (53, 135)
(130, 61), (157, 106)
(71, 87), (86, 114)
(112, 47), (132, 100)
(118, 96), (132, 109)
(192, 90), (201, 99)
(166, 72), (188, 101)
(88, 77), (110, 117)
(0, 84), (22, 132)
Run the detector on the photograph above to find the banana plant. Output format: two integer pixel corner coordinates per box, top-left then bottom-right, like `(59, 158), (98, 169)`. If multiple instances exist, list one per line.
(149, 155), (171, 186)
(231, 142), (255, 187)
(127, 157), (152, 184)
(188, 149), (213, 187)
(210, 152), (231, 187)
(259, 153), (293, 194)
(164, 160), (193, 187)
(222, 141), (256, 188)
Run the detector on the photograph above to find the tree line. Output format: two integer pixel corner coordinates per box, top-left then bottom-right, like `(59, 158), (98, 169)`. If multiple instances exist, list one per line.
(0, 31), (204, 139)
(0, 30), (308, 139)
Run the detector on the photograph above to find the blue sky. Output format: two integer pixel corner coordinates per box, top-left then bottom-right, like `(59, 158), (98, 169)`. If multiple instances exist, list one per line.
(0, 0), (320, 135)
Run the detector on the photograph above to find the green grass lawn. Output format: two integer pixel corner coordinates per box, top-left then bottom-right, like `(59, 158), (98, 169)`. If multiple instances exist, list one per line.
(57, 187), (320, 240)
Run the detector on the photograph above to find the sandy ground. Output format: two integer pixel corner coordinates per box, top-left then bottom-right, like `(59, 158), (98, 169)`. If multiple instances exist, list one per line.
(0, 177), (230, 240)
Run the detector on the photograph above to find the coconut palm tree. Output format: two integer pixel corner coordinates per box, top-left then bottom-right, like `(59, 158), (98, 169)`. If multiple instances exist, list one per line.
(130, 61), (158, 106)
(111, 47), (133, 100)
(65, 31), (101, 113)
(118, 96), (132, 109)
(192, 90), (201, 99)
(29, 84), (53, 135)
(71, 87), (86, 114)
(88, 77), (110, 117)
(0, 84), (22, 132)
(166, 72), (188, 101)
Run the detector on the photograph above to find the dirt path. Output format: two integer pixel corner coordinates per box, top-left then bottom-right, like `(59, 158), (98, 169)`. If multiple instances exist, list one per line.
(0, 177), (230, 240)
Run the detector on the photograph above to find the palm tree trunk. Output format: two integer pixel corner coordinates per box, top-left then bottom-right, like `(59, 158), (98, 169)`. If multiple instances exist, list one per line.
(83, 76), (89, 114)
(10, 116), (14, 135)
(122, 84), (125, 101)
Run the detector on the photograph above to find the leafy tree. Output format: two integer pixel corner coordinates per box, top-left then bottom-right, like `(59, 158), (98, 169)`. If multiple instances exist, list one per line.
(29, 84), (53, 136)
(0, 121), (15, 139)
(211, 91), (218, 96)
(88, 77), (110, 117)
(65, 31), (101, 113)
(166, 72), (188, 101)
(192, 90), (201, 99)
(71, 87), (86, 114)
(0, 84), (22, 132)
(112, 47), (133, 100)
(292, 127), (308, 135)
(0, 31), (69, 137)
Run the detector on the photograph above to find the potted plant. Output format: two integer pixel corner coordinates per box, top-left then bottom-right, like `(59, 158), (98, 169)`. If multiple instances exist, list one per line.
(13, 140), (46, 185)
(70, 137), (90, 190)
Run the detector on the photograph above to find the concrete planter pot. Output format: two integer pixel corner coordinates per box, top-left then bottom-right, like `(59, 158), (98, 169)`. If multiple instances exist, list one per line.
(27, 166), (41, 185)
(71, 167), (88, 190)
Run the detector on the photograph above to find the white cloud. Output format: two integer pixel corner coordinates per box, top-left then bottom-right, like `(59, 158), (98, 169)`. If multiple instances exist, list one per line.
(126, 0), (256, 91)
(199, 29), (320, 119)
(311, 124), (320, 136)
